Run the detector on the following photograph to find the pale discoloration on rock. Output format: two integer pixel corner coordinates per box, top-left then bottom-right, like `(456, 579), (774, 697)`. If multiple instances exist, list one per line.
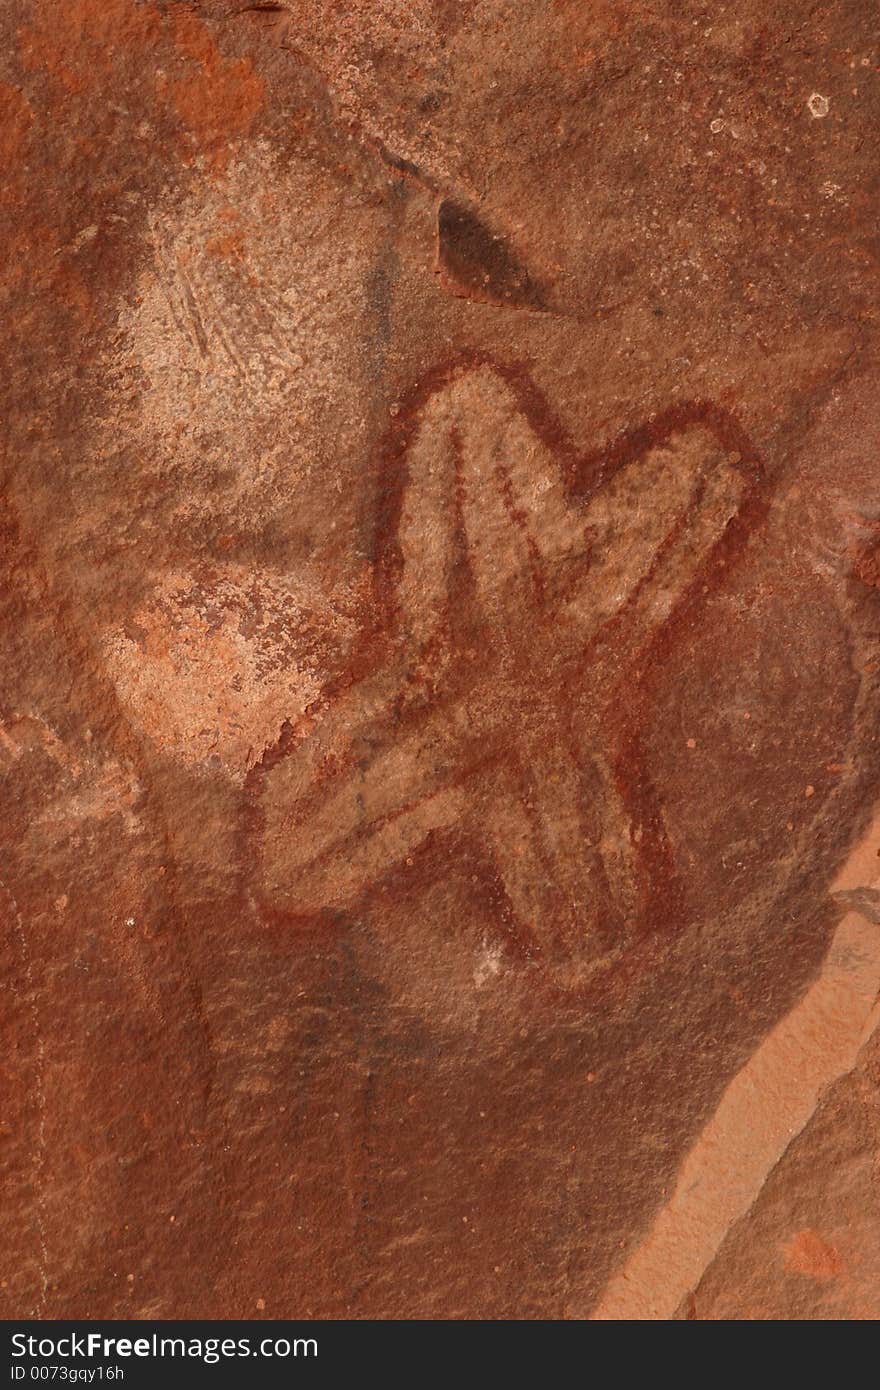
(107, 147), (386, 573)
(103, 566), (358, 777)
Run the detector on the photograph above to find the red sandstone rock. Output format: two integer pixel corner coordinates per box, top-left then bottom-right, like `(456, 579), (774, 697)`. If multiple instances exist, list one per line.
(1, 0), (879, 1320)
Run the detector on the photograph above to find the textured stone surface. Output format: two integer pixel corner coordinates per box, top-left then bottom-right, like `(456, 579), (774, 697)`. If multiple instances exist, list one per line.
(2, 1), (879, 1319)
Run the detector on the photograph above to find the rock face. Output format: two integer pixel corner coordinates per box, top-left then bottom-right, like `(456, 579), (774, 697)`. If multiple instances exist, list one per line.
(1, 1), (879, 1320)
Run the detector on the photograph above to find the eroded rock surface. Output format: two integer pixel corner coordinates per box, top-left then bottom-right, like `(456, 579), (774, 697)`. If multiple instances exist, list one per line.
(2, 1), (879, 1319)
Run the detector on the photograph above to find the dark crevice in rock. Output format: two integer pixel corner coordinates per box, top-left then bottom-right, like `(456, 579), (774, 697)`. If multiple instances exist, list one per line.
(436, 199), (548, 312)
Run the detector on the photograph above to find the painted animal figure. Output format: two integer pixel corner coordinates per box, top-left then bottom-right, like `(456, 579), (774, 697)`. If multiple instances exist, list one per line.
(252, 359), (762, 985)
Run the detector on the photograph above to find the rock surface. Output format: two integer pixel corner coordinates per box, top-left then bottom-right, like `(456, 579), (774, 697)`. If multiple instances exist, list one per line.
(1, 0), (879, 1319)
